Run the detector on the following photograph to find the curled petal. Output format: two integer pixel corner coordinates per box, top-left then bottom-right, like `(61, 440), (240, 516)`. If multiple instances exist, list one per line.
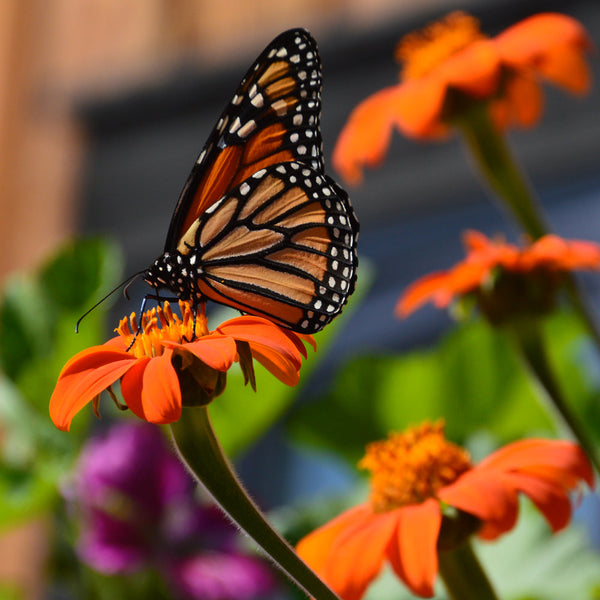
(175, 335), (238, 371)
(476, 439), (594, 488)
(121, 351), (182, 424)
(495, 13), (592, 93)
(505, 472), (572, 532)
(247, 343), (301, 386)
(216, 316), (310, 385)
(217, 316), (308, 360)
(439, 471), (519, 540)
(50, 347), (135, 431)
(387, 499), (441, 598)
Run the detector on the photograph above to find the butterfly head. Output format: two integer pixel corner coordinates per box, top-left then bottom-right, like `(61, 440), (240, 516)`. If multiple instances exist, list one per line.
(144, 251), (200, 303)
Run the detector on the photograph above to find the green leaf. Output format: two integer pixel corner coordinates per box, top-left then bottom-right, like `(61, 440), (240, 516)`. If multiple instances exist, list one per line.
(209, 261), (373, 456)
(38, 237), (122, 312)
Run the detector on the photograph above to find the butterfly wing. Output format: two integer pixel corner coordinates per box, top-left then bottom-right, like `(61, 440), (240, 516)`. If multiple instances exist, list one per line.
(172, 162), (357, 332)
(164, 28), (324, 252)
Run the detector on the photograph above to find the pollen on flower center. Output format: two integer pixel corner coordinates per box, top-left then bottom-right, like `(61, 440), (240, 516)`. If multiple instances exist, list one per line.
(116, 300), (208, 359)
(396, 12), (485, 81)
(359, 421), (472, 512)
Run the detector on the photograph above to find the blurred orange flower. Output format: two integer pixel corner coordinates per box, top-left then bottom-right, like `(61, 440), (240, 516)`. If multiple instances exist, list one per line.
(334, 12), (592, 183)
(397, 230), (600, 320)
(297, 422), (593, 599)
(50, 301), (314, 431)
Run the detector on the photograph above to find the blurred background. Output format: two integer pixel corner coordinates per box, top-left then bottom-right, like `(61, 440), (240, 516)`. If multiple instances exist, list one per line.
(1, 0), (600, 598)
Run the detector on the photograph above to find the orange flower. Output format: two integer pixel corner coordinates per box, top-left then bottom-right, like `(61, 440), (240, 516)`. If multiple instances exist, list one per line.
(296, 422), (593, 599)
(50, 301), (314, 431)
(397, 230), (600, 322)
(334, 12), (592, 183)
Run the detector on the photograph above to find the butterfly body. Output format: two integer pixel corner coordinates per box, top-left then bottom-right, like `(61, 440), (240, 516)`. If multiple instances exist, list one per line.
(144, 28), (358, 333)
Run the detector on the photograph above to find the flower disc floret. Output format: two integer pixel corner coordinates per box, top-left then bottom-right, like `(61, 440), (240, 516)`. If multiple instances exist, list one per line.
(360, 422), (472, 511)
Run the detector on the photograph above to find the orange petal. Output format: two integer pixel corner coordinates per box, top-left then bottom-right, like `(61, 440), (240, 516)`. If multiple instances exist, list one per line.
(246, 342), (300, 386)
(298, 505), (393, 600)
(387, 499), (441, 598)
(49, 346), (135, 431)
(438, 470), (519, 540)
(297, 505), (371, 575)
(218, 315), (310, 360)
(493, 72), (543, 128)
(522, 236), (600, 271)
(396, 271), (451, 317)
(495, 13), (592, 93)
(436, 39), (502, 98)
(476, 439), (594, 488)
(178, 335), (238, 371)
(503, 472), (572, 532)
(333, 86), (401, 184)
(462, 230), (494, 251)
(389, 79), (449, 139)
(325, 507), (398, 600)
(120, 351), (182, 424)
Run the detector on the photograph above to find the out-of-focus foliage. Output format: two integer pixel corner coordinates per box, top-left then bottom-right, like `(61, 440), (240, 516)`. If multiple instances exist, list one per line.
(210, 262), (373, 457)
(289, 310), (600, 465)
(0, 238), (122, 529)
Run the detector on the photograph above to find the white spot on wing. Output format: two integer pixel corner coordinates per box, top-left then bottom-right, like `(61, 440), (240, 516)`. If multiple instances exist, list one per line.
(238, 119), (257, 138)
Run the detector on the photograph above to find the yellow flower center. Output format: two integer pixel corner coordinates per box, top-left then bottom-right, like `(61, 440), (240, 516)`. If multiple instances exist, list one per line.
(116, 300), (208, 359)
(396, 12), (485, 81)
(359, 421), (472, 512)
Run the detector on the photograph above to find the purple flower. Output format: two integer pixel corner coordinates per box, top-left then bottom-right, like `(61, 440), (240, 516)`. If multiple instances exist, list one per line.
(65, 422), (276, 599)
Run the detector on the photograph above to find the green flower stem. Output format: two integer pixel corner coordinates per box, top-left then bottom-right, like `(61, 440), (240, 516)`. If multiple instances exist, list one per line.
(510, 320), (600, 473)
(438, 540), (499, 600)
(169, 406), (342, 600)
(458, 104), (600, 357)
(457, 104), (548, 240)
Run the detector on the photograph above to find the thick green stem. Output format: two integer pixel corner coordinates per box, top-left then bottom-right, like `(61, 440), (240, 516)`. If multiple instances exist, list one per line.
(438, 540), (499, 600)
(459, 105), (600, 360)
(458, 105), (548, 240)
(510, 321), (600, 473)
(169, 407), (342, 600)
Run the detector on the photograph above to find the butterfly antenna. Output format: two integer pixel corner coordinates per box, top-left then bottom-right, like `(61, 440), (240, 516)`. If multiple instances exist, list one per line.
(75, 271), (145, 333)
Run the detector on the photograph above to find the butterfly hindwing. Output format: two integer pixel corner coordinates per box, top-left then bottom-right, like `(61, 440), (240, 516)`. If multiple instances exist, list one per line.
(165, 28), (324, 251)
(162, 162), (357, 333)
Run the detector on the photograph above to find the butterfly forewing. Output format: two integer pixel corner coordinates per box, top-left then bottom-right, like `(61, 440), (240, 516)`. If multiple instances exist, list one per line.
(165, 28), (324, 251)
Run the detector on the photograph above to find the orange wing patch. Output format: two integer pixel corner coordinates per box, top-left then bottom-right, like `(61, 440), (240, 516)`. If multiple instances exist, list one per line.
(201, 227), (284, 261)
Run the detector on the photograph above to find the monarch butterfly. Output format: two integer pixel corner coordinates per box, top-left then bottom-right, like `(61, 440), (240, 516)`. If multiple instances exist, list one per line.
(144, 28), (359, 333)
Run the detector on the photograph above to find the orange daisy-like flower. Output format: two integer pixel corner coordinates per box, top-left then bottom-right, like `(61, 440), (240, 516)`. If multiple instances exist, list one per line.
(397, 230), (600, 323)
(297, 422), (593, 599)
(334, 12), (592, 183)
(50, 301), (314, 431)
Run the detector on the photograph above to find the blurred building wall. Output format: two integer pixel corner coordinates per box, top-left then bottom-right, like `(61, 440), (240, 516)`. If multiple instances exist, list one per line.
(0, 0), (417, 283)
